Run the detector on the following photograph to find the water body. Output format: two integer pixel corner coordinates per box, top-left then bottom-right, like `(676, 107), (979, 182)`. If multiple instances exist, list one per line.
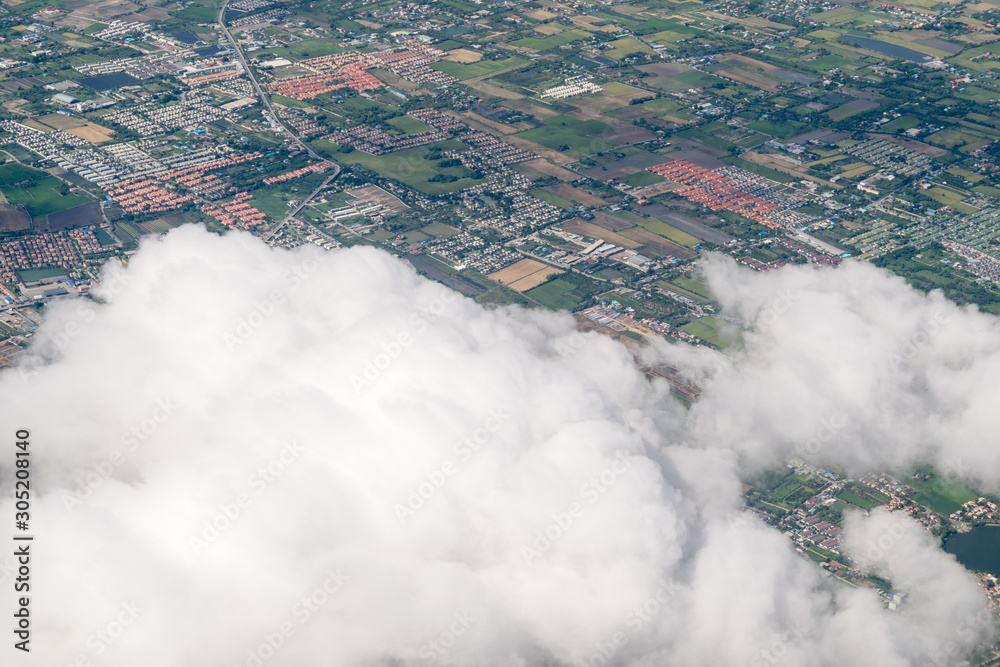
(838, 35), (933, 63)
(944, 525), (1000, 576)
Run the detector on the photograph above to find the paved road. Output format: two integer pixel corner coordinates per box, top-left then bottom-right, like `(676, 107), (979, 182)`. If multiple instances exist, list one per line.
(217, 0), (340, 241)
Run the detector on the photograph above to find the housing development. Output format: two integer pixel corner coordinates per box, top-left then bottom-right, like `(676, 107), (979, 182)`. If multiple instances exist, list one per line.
(0, 0), (1000, 645)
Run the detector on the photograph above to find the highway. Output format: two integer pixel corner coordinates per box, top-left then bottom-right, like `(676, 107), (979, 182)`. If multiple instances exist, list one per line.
(217, 0), (341, 241)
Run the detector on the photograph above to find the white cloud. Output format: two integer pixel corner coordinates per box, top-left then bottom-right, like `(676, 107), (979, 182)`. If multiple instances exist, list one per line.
(0, 227), (995, 666)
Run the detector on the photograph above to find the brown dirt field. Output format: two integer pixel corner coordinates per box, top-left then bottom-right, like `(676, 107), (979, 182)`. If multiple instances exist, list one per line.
(489, 258), (548, 284)
(66, 123), (114, 143)
(347, 185), (408, 212)
(22, 119), (52, 132)
(571, 15), (623, 32)
(509, 268), (563, 291)
(618, 227), (695, 259)
(467, 78), (524, 100)
(715, 67), (782, 93)
(0, 205), (30, 232)
(562, 219), (641, 248)
(488, 258), (562, 291)
(879, 135), (949, 157)
(504, 99), (561, 119)
(525, 9), (557, 20)
(589, 210), (634, 232)
(544, 183), (607, 208)
(356, 19), (382, 28)
(704, 10), (793, 30)
(631, 181), (682, 198)
(504, 136), (575, 164)
(533, 24), (563, 35)
(444, 48), (482, 63)
(516, 158), (578, 181)
(717, 54), (779, 72)
(742, 152), (841, 188)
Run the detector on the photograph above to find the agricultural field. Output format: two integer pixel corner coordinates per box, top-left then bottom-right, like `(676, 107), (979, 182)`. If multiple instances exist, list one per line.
(510, 29), (592, 51)
(526, 277), (581, 310)
(0, 168), (91, 217)
(906, 468), (978, 516)
(315, 139), (485, 195)
(515, 116), (617, 156)
(432, 56), (526, 80)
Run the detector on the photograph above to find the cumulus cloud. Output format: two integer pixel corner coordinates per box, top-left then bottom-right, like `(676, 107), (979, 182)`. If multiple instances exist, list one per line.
(0, 226), (995, 666)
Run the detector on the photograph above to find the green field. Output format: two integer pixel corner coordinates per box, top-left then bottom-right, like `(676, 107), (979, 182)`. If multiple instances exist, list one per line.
(634, 218), (701, 248)
(515, 116), (615, 156)
(746, 119), (808, 139)
(526, 277), (580, 310)
(622, 171), (665, 187)
(387, 115), (434, 134)
(315, 139), (484, 195)
(82, 22), (108, 35)
(0, 163), (45, 187)
(881, 116), (920, 133)
(17, 267), (66, 282)
(421, 222), (459, 237)
(2, 175), (91, 216)
(681, 316), (721, 346)
(604, 36), (656, 60)
(260, 38), (345, 59)
(530, 189), (575, 209)
(837, 489), (878, 510)
(175, 6), (216, 22)
(511, 29), (591, 51)
(431, 56), (526, 80)
(671, 276), (713, 299)
(907, 468), (978, 516)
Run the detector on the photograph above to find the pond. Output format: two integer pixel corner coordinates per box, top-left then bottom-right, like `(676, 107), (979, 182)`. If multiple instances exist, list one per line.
(838, 35), (934, 63)
(944, 525), (1000, 576)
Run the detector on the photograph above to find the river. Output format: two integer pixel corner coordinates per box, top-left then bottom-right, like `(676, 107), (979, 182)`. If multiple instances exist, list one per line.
(944, 525), (1000, 576)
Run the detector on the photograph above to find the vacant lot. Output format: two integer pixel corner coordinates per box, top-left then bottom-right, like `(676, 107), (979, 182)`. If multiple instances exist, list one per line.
(543, 183), (607, 208)
(0, 205), (30, 232)
(515, 116), (616, 156)
(562, 219), (641, 248)
(488, 258), (563, 291)
(443, 48), (482, 63)
(66, 122), (115, 143)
